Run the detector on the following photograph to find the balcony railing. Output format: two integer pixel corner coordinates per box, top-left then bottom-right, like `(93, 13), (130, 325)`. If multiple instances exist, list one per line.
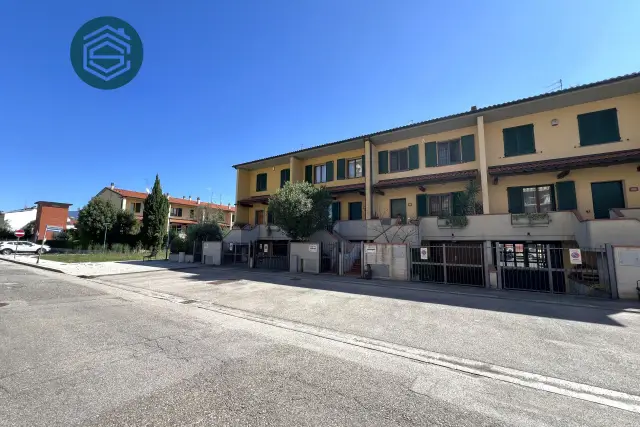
(510, 213), (551, 226)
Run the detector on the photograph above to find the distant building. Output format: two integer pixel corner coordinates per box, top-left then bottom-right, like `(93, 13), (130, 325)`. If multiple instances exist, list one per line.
(95, 183), (236, 235)
(0, 206), (37, 231)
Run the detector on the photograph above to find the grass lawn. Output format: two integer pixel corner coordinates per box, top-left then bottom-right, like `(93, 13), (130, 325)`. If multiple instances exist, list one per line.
(40, 252), (162, 263)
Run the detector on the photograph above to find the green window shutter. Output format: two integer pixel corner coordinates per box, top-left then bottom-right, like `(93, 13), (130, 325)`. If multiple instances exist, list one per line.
(378, 151), (389, 174)
(336, 158), (346, 180)
(578, 108), (620, 146)
(361, 155), (365, 176)
(507, 187), (524, 214)
(451, 192), (465, 216)
(304, 165), (313, 183)
(416, 194), (428, 217)
(267, 210), (274, 224)
(556, 181), (577, 211)
(518, 124), (535, 154)
(503, 127), (518, 157)
(256, 173), (267, 191)
(326, 161), (334, 181)
(331, 202), (341, 221)
(280, 168), (290, 188)
(461, 134), (475, 162)
(425, 142), (437, 167)
(408, 144), (419, 170)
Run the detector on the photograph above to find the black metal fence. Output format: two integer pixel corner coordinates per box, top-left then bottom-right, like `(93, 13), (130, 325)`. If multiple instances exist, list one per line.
(222, 242), (249, 266)
(409, 243), (485, 287)
(252, 240), (289, 271)
(321, 242), (340, 274)
(495, 243), (611, 298)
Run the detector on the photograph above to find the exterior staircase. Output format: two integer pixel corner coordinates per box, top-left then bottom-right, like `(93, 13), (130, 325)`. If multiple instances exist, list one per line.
(348, 258), (361, 276)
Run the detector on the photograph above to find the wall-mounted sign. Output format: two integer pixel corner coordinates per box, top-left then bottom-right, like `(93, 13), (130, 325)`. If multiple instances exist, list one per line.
(365, 244), (377, 254)
(420, 247), (429, 260)
(263, 244), (269, 253)
(308, 244), (318, 253)
(229, 242), (234, 250)
(569, 248), (582, 265)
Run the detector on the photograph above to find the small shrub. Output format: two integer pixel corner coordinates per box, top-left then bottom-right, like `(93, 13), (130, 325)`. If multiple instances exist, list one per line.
(170, 236), (188, 253)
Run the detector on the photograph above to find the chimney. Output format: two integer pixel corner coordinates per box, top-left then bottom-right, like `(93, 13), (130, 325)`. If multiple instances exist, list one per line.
(196, 197), (200, 204)
(110, 182), (115, 190)
(470, 106), (477, 111)
(182, 196), (186, 199)
(188, 195), (192, 201)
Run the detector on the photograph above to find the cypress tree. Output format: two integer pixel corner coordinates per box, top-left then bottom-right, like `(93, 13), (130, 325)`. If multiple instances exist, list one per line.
(141, 174), (170, 250)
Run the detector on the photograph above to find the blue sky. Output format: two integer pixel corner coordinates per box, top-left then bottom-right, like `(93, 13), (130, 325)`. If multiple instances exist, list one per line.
(2, 0), (639, 211)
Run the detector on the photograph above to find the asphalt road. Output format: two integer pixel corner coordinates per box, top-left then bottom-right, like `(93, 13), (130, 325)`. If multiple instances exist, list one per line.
(1, 261), (638, 426)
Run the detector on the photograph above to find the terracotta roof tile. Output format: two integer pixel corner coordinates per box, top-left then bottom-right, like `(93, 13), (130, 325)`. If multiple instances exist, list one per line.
(488, 149), (640, 176)
(234, 72), (640, 169)
(326, 183), (365, 194)
(374, 170), (478, 189)
(109, 188), (235, 212)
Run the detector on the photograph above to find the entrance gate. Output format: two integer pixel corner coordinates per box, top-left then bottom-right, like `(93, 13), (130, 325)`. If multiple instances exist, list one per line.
(409, 242), (485, 287)
(222, 242), (250, 266)
(320, 242), (340, 274)
(495, 242), (612, 298)
(252, 240), (289, 271)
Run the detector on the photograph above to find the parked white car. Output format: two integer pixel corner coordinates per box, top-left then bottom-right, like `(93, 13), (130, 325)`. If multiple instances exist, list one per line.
(0, 241), (50, 255)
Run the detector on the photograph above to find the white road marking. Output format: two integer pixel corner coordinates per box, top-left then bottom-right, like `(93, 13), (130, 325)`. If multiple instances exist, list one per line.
(79, 276), (640, 414)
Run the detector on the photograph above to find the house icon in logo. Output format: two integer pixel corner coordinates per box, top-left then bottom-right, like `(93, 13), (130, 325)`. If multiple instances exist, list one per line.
(82, 25), (132, 82)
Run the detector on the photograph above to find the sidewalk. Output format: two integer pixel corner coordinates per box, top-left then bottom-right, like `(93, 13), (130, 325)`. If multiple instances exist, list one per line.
(0, 255), (202, 276)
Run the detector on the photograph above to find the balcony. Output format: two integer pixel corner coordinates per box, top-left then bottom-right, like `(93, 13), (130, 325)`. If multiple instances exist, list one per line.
(421, 211), (640, 247)
(333, 219), (419, 244)
(420, 212), (577, 242)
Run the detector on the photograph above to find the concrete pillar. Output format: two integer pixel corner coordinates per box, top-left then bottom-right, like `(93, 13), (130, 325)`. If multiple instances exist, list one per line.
(477, 116), (491, 214)
(365, 138), (373, 219)
(290, 156), (303, 183)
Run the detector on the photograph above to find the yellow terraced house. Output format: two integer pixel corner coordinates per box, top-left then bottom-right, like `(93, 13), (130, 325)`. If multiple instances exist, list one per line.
(232, 72), (640, 252)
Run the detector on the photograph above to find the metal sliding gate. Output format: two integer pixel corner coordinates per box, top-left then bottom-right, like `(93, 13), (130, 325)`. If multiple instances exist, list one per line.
(495, 243), (612, 298)
(252, 240), (289, 271)
(222, 242), (250, 266)
(409, 243), (485, 287)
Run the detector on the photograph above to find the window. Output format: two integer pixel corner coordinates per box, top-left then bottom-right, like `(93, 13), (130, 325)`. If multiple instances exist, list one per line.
(314, 164), (327, 183)
(256, 173), (267, 192)
(389, 149), (409, 172)
(436, 139), (461, 166)
(170, 207), (183, 217)
(428, 194), (451, 217)
(189, 209), (195, 219)
(508, 185), (555, 214)
(130, 202), (142, 214)
(231, 214), (235, 223)
(503, 124), (535, 157)
(522, 186), (553, 213)
(577, 108), (620, 146)
(255, 210), (264, 225)
(280, 168), (290, 188)
(347, 158), (363, 178)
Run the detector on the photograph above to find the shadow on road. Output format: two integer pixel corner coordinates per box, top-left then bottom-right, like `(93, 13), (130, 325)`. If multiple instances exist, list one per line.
(109, 262), (640, 327)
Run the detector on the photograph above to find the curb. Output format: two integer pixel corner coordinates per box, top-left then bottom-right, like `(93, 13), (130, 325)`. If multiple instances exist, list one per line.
(0, 257), (66, 274)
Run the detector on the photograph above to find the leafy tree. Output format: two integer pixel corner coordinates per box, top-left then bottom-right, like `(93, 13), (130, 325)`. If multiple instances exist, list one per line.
(23, 220), (36, 239)
(77, 198), (118, 244)
(141, 175), (170, 250)
(268, 181), (332, 241)
(186, 222), (223, 245)
(0, 219), (12, 239)
(195, 204), (225, 225)
(108, 210), (141, 246)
